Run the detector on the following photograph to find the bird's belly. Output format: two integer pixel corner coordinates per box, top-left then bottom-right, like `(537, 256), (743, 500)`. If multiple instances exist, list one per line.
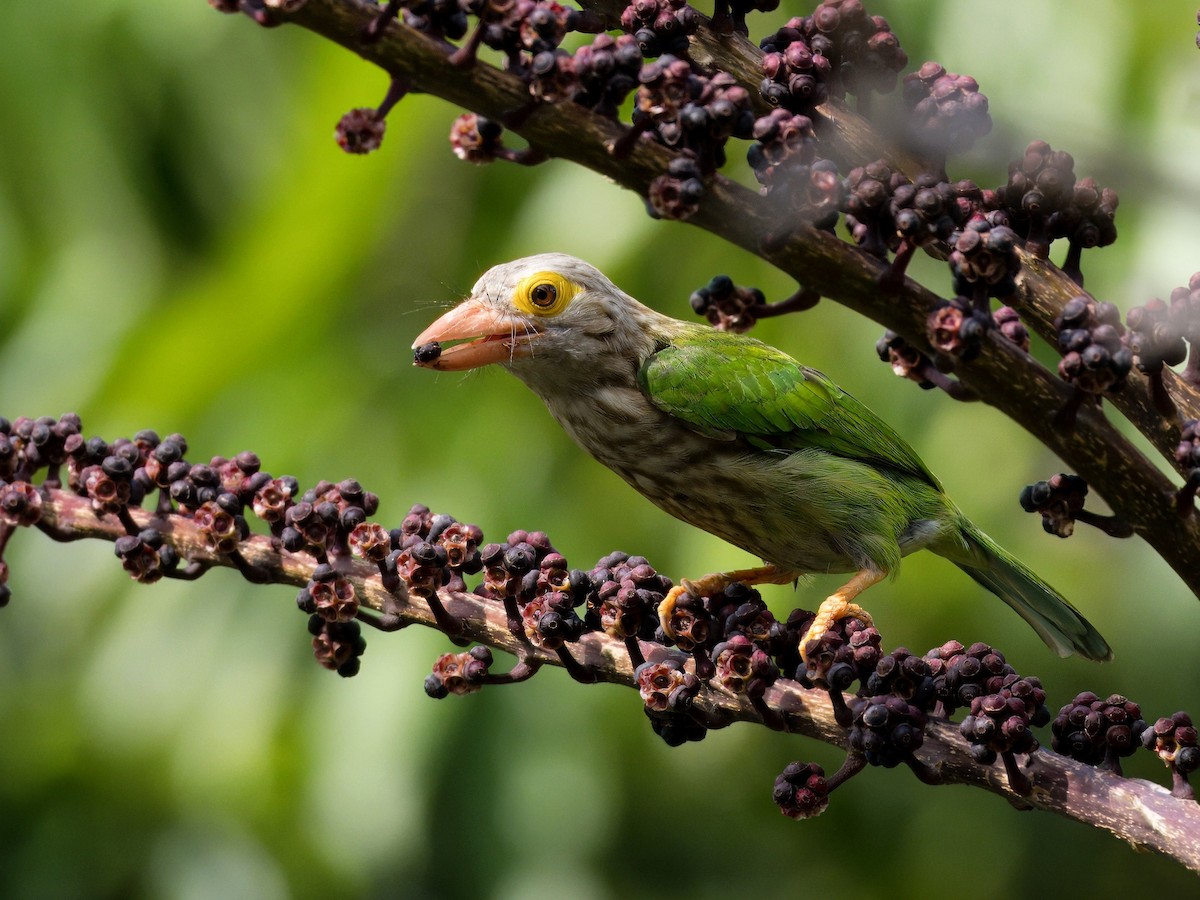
(547, 387), (942, 576)
(614, 454), (865, 574)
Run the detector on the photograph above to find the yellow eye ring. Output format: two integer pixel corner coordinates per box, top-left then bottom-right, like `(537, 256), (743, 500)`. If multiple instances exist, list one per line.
(514, 271), (578, 316)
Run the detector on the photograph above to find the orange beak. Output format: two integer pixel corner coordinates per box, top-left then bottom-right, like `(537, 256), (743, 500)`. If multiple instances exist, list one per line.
(411, 299), (539, 371)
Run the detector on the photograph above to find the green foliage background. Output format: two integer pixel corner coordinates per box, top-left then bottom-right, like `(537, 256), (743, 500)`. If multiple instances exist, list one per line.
(1, 1), (1199, 896)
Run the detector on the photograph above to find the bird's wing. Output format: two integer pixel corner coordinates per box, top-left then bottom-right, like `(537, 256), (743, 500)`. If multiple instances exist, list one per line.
(638, 329), (940, 488)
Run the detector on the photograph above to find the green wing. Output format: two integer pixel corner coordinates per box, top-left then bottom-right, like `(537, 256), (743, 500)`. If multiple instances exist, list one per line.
(638, 328), (940, 488)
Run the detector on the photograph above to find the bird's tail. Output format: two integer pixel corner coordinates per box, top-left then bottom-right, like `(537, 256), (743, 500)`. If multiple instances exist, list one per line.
(952, 524), (1112, 661)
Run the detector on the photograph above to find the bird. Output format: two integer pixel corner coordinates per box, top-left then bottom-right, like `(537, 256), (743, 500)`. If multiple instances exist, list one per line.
(411, 252), (1111, 662)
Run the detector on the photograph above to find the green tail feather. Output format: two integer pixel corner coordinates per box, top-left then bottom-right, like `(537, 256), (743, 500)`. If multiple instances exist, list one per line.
(954, 526), (1112, 662)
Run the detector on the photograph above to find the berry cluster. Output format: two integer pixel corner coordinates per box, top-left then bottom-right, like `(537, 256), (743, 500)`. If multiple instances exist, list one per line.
(886, 176), (979, 280)
(1019, 473), (1088, 539)
(449, 113), (544, 165)
(620, 0), (700, 58)
(1175, 420), (1200, 516)
(335, 78), (409, 156)
(925, 640), (1014, 719)
(309, 615), (369, 677)
(874, 330), (974, 401)
(622, 57), (755, 175)
(948, 213), (1020, 309)
(874, 331), (933, 388)
(474, 527), (596, 678)
(584, 550), (670, 667)
(844, 164), (981, 287)
(925, 296), (989, 362)
(569, 33), (645, 118)
(1050, 177), (1118, 286)
(849, 694), (927, 768)
(747, 111), (842, 237)
(900, 62), (991, 166)
(759, 2), (907, 115)
(636, 657), (706, 745)
(865, 646), (934, 708)
(299, 562), (369, 676)
(1129, 274), (1200, 389)
(336, 107), (388, 155)
(1143, 712), (1200, 800)
(772, 760), (830, 819)
(959, 673), (1048, 793)
(993, 140), (1078, 258)
(1052, 295), (1133, 429)
(425, 646), (495, 697)
(841, 159), (911, 259)
(1019, 473), (1133, 539)
(690, 274), (766, 333)
(1051, 692), (1146, 775)
(647, 154), (705, 219)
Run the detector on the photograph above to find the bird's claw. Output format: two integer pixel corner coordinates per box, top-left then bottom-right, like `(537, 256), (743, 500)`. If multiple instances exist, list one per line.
(657, 584), (687, 642)
(798, 596), (875, 664)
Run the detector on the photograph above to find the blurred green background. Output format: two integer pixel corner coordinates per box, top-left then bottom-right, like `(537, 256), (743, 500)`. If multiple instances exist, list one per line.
(1, 1), (1199, 896)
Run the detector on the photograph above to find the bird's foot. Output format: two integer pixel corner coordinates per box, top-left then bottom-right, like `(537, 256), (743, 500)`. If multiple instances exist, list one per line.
(798, 568), (887, 663)
(657, 583), (688, 643)
(657, 565), (798, 642)
(799, 597), (874, 664)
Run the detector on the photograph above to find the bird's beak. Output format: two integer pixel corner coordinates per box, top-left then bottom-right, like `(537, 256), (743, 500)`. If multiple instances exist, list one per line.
(411, 298), (539, 371)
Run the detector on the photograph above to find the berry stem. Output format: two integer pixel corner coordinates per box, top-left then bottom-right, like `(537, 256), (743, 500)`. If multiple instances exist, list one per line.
(750, 286), (821, 319)
(1074, 509), (1134, 539)
(824, 753), (868, 792)
(1000, 750), (1033, 797)
(905, 756), (944, 786)
(555, 645), (597, 683)
(485, 656), (543, 685)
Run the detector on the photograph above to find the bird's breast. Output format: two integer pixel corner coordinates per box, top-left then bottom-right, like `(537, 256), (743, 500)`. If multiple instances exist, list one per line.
(538, 382), (886, 575)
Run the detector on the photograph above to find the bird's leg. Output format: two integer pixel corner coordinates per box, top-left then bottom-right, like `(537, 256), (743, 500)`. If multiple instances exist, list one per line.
(798, 569), (886, 662)
(658, 564), (800, 641)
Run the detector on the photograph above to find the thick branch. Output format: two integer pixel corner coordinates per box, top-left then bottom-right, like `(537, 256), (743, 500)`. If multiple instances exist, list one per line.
(26, 486), (1200, 871)
(274, 0), (1200, 596)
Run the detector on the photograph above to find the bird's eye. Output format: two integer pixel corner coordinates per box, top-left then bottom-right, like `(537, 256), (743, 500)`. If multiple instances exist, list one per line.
(530, 282), (557, 308)
(514, 270), (578, 316)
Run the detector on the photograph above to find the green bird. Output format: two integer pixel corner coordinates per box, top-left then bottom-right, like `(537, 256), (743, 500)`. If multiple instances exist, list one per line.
(412, 253), (1111, 661)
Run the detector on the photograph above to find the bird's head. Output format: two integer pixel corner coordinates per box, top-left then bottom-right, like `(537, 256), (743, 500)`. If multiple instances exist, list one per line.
(412, 254), (670, 380)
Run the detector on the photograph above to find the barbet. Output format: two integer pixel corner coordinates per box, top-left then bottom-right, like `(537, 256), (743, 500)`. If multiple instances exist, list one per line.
(413, 253), (1111, 661)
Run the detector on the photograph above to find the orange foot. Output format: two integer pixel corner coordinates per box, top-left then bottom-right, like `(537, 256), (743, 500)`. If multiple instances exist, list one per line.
(657, 564), (800, 641)
(798, 569), (885, 663)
